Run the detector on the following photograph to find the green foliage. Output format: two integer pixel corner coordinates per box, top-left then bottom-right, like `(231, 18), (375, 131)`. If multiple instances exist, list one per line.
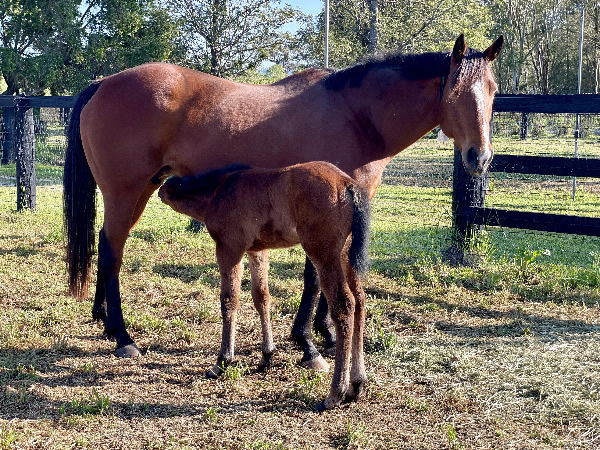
(0, 0), (181, 94)
(162, 0), (302, 78)
(292, 0), (492, 69)
(0, 425), (17, 449)
(59, 389), (111, 416)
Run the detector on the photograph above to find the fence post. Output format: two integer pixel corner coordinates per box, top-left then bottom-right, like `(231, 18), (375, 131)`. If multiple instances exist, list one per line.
(14, 97), (36, 211)
(1, 106), (16, 165)
(448, 145), (487, 264)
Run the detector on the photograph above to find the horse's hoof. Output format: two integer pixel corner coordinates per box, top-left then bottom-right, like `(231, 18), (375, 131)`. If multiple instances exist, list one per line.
(344, 379), (367, 403)
(314, 396), (339, 411)
(298, 355), (330, 372)
(115, 343), (141, 358)
(206, 364), (225, 379)
(322, 345), (336, 357)
(257, 353), (274, 372)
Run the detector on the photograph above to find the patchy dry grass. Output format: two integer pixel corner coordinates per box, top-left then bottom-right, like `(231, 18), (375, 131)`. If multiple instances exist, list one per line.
(0, 165), (599, 449)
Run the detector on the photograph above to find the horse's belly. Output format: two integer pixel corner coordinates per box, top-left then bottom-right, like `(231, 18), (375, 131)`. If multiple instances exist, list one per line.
(248, 225), (299, 252)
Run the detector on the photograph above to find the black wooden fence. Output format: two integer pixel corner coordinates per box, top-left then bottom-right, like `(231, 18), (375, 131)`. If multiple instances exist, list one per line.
(451, 94), (600, 263)
(0, 96), (75, 210)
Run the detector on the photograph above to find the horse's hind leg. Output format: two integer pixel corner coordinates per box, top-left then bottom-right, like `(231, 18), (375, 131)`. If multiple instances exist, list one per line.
(311, 259), (354, 411)
(291, 257), (330, 372)
(247, 250), (276, 371)
(314, 292), (336, 355)
(344, 264), (367, 402)
(96, 184), (157, 357)
(207, 244), (244, 378)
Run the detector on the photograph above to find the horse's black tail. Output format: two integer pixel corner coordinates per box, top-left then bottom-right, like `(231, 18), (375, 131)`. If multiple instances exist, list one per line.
(347, 185), (371, 275)
(63, 81), (102, 298)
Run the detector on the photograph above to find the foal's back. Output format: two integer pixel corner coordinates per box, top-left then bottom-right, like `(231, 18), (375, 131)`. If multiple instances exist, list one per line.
(204, 162), (356, 253)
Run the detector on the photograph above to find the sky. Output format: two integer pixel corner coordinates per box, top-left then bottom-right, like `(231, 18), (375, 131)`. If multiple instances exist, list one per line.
(285, 0), (323, 17)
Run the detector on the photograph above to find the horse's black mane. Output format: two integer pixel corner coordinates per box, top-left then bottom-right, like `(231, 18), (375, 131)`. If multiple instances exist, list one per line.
(322, 47), (486, 92)
(169, 164), (251, 196)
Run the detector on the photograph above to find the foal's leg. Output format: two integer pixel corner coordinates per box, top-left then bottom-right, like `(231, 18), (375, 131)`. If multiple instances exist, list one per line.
(312, 260), (355, 411)
(247, 250), (276, 371)
(291, 257), (330, 372)
(207, 245), (244, 378)
(344, 264), (367, 402)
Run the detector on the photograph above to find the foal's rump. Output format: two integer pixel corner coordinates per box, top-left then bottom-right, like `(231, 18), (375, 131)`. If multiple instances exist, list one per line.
(284, 162), (371, 274)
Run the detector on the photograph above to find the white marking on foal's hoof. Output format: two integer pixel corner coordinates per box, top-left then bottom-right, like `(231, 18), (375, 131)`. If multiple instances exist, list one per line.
(114, 343), (141, 358)
(298, 355), (330, 372)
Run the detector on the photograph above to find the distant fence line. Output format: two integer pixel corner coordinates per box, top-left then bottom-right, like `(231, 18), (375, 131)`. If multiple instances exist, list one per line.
(1, 94), (600, 262)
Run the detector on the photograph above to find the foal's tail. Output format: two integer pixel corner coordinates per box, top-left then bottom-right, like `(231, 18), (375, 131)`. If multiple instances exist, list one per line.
(347, 185), (371, 275)
(63, 81), (103, 298)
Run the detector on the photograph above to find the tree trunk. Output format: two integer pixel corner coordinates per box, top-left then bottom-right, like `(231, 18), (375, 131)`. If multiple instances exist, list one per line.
(368, 0), (378, 54)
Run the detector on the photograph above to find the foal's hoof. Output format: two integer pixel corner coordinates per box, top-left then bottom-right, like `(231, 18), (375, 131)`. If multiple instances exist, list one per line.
(344, 379), (367, 403)
(314, 396), (340, 412)
(115, 343), (141, 358)
(257, 353), (274, 372)
(206, 364), (226, 379)
(298, 355), (330, 372)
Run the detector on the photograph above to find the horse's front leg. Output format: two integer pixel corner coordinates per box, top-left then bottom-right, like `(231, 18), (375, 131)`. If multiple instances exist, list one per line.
(207, 247), (243, 378)
(291, 256), (330, 372)
(247, 250), (276, 371)
(98, 228), (140, 357)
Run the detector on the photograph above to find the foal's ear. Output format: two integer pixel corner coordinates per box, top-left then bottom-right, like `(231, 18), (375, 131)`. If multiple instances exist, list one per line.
(484, 35), (504, 62)
(452, 34), (467, 62)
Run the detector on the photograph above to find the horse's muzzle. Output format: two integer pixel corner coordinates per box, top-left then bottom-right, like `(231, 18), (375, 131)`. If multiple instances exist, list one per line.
(462, 146), (493, 177)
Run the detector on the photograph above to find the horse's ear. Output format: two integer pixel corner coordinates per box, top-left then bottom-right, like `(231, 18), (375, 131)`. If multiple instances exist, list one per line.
(452, 34), (467, 62)
(484, 35), (504, 62)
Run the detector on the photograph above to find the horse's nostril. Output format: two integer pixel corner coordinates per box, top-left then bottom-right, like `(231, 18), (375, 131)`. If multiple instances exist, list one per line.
(467, 147), (478, 167)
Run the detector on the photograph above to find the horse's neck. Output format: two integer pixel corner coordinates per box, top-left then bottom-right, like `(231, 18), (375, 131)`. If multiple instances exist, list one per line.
(345, 73), (442, 194)
(354, 72), (442, 156)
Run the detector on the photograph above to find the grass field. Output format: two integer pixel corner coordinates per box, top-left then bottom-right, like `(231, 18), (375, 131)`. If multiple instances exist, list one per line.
(0, 129), (599, 448)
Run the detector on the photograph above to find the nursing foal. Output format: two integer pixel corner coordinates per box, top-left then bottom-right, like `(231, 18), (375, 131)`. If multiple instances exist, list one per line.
(158, 161), (370, 410)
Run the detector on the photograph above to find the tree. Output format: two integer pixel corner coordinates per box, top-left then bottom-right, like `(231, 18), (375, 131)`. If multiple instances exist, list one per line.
(0, 0), (181, 95)
(162, 0), (301, 78)
(291, 0), (493, 70)
(490, 0), (599, 94)
(0, 0), (82, 94)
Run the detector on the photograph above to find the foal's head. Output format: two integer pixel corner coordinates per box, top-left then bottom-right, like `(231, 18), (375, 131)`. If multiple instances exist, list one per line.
(158, 164), (251, 219)
(439, 34), (503, 176)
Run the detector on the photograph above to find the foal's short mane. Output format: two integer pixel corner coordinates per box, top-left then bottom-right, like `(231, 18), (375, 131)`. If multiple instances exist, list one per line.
(173, 164), (251, 196)
(322, 47), (490, 97)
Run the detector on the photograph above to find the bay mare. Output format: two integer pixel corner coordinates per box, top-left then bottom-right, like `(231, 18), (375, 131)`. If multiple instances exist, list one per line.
(158, 161), (371, 410)
(63, 34), (503, 364)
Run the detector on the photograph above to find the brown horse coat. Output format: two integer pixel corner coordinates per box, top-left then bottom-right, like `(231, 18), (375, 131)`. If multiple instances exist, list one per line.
(158, 161), (371, 410)
(63, 34), (503, 362)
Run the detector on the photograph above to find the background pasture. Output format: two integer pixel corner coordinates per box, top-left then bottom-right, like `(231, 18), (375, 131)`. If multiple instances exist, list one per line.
(0, 111), (599, 448)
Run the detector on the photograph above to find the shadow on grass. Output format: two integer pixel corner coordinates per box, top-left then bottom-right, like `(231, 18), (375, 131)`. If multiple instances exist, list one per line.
(0, 343), (314, 422)
(366, 279), (600, 342)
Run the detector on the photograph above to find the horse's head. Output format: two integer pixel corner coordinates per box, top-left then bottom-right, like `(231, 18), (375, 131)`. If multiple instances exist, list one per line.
(439, 34), (503, 176)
